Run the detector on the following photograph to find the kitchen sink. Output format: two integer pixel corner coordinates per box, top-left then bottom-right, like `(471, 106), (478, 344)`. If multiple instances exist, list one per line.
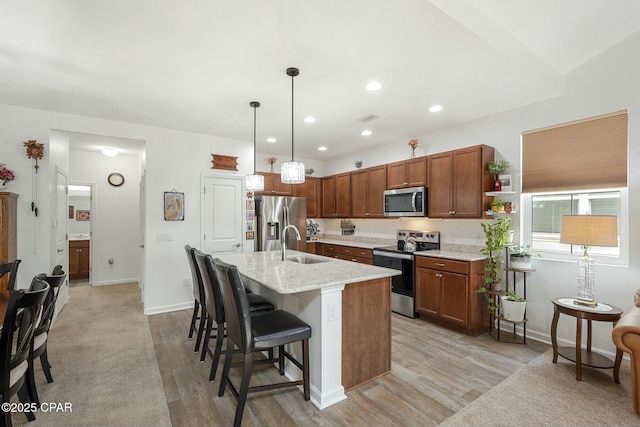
(286, 256), (329, 265)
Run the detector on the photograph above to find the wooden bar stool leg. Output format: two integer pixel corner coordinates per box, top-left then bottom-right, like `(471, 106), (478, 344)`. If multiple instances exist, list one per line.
(303, 339), (310, 401)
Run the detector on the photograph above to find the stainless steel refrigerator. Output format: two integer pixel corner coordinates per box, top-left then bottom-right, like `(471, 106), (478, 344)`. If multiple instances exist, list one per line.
(255, 196), (307, 252)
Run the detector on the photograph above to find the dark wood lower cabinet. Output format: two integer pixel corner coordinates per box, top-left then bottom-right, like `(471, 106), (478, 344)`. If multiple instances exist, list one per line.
(415, 255), (486, 336)
(69, 240), (90, 279)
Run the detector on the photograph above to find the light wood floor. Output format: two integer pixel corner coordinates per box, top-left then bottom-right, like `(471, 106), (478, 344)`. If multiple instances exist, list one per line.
(149, 309), (549, 426)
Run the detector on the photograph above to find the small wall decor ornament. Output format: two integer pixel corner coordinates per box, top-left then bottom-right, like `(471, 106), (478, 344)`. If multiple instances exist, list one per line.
(23, 140), (44, 217)
(211, 154), (238, 171)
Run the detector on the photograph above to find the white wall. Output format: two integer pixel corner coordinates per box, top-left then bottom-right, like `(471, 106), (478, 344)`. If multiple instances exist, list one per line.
(69, 149), (141, 285)
(68, 195), (90, 234)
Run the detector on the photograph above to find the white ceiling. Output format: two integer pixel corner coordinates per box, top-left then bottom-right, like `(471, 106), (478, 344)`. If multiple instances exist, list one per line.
(1, 1), (638, 160)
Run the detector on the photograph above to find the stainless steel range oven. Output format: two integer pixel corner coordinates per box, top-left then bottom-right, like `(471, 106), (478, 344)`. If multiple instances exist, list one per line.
(373, 230), (440, 318)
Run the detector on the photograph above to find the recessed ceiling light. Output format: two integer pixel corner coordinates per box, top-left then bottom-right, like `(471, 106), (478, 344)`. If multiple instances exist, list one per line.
(428, 104), (443, 113)
(266, 137), (277, 143)
(361, 130), (372, 136)
(102, 147), (118, 157)
(366, 81), (382, 91)
(318, 146), (327, 151)
(304, 117), (316, 124)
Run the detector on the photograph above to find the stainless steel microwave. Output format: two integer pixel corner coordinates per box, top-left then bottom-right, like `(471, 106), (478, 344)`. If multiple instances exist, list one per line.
(383, 186), (427, 217)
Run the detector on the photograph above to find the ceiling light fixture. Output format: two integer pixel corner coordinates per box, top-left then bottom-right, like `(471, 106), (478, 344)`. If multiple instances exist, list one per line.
(304, 116), (316, 124)
(361, 130), (372, 136)
(102, 147), (118, 157)
(245, 101), (265, 192)
(428, 104), (443, 113)
(318, 146), (327, 151)
(281, 67), (305, 184)
(366, 81), (382, 91)
(266, 137), (277, 143)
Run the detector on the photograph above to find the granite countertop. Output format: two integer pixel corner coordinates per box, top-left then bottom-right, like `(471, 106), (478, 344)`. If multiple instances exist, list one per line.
(216, 250), (400, 294)
(414, 250), (486, 262)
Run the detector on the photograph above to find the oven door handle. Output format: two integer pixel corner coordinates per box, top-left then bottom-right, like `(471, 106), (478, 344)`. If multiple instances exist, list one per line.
(373, 250), (414, 260)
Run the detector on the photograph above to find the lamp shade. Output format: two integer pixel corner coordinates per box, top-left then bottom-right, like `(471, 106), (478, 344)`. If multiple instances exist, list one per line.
(245, 173), (264, 192)
(559, 215), (618, 247)
(281, 160), (305, 184)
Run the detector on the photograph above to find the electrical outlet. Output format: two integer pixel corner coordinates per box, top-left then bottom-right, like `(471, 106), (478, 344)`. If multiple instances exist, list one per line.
(328, 304), (337, 322)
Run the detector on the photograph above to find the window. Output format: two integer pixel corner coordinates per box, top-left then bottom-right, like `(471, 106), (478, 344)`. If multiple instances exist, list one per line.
(530, 191), (621, 258)
(521, 110), (628, 265)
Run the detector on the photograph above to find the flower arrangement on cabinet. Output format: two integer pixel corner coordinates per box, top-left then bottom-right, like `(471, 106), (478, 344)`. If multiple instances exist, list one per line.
(408, 139), (419, 158)
(0, 163), (15, 187)
(267, 156), (277, 173)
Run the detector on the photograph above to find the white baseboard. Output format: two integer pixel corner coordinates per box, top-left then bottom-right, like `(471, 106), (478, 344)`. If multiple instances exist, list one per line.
(144, 301), (192, 316)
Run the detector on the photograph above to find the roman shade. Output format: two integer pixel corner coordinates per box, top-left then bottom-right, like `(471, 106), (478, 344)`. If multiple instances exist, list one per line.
(522, 110), (627, 193)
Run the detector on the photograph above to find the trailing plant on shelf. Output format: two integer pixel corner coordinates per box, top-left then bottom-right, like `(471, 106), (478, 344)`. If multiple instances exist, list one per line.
(478, 217), (512, 314)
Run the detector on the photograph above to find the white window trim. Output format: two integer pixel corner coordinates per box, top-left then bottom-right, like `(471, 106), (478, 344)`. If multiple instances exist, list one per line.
(521, 187), (628, 267)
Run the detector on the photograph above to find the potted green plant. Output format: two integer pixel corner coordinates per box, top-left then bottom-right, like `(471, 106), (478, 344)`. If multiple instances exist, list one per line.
(487, 159), (509, 191)
(500, 291), (527, 322)
(508, 245), (540, 270)
(478, 217), (512, 314)
(487, 159), (509, 176)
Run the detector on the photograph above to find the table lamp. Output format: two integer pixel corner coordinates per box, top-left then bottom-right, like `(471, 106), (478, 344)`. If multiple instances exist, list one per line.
(559, 215), (618, 307)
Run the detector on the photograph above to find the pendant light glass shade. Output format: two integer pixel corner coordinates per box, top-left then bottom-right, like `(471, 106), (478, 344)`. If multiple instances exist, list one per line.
(246, 101), (265, 192)
(281, 67), (305, 184)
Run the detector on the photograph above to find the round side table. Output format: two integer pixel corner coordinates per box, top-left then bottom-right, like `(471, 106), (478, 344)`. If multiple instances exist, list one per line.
(551, 298), (623, 382)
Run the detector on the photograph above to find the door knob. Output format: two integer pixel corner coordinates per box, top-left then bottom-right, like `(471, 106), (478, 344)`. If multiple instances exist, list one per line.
(234, 243), (241, 247)
(57, 249), (63, 253)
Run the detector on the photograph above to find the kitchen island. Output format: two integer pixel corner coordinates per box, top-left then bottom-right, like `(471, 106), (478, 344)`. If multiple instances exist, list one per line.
(217, 249), (399, 409)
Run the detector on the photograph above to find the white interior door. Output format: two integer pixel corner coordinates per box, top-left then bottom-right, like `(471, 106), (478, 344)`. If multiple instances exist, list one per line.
(139, 173), (146, 298)
(202, 176), (243, 255)
(54, 167), (70, 311)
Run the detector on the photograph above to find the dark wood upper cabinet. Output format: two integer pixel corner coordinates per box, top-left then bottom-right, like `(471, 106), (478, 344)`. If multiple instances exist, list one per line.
(386, 157), (428, 189)
(351, 165), (387, 218)
(428, 145), (494, 218)
(254, 172), (293, 196)
(0, 192), (18, 291)
(322, 173), (351, 218)
(293, 176), (321, 218)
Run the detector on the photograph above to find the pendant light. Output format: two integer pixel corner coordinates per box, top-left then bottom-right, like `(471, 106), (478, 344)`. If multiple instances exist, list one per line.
(281, 67), (305, 184)
(245, 101), (265, 192)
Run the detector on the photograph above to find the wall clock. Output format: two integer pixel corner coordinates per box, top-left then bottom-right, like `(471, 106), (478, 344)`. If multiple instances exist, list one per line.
(108, 172), (125, 187)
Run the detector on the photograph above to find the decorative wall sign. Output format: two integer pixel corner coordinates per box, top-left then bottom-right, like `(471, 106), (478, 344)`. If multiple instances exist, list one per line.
(211, 154), (238, 171)
(76, 210), (90, 221)
(69, 205), (74, 219)
(246, 222), (254, 231)
(246, 231), (254, 240)
(164, 191), (184, 221)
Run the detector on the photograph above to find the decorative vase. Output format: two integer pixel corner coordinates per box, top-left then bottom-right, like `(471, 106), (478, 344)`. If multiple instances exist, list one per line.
(494, 175), (502, 191)
(0, 181), (5, 190)
(269, 164), (274, 174)
(410, 148), (416, 159)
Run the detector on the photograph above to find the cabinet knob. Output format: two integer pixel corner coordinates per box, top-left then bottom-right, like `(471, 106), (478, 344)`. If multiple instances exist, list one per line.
(403, 182), (408, 186)
(436, 273), (443, 278)
(365, 213), (370, 216)
(435, 263), (445, 267)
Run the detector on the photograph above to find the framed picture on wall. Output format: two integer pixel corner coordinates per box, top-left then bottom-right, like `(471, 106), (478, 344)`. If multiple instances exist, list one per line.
(164, 191), (184, 221)
(246, 231), (254, 240)
(69, 205), (74, 219)
(76, 210), (90, 221)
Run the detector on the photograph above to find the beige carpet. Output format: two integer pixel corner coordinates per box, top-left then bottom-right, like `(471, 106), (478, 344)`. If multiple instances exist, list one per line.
(12, 283), (171, 427)
(441, 349), (639, 426)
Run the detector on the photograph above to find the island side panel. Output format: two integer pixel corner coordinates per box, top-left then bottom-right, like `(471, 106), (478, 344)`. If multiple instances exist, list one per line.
(342, 277), (392, 391)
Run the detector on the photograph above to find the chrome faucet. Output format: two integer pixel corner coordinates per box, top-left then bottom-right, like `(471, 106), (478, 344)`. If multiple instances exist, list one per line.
(281, 224), (301, 261)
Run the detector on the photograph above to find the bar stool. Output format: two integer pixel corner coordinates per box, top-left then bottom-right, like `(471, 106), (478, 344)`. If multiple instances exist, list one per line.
(185, 245), (207, 353)
(213, 258), (311, 427)
(193, 250), (274, 373)
(0, 259), (21, 291)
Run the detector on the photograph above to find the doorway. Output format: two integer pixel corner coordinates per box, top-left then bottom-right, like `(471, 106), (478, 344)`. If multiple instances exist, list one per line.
(68, 183), (93, 287)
